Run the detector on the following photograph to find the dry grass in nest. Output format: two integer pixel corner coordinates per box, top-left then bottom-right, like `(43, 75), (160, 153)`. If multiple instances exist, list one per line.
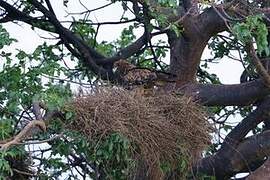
(66, 87), (212, 177)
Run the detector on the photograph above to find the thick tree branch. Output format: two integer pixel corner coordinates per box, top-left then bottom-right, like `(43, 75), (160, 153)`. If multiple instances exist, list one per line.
(197, 7), (228, 40)
(168, 4), (230, 84)
(219, 97), (270, 152)
(44, 0), (55, 16)
(196, 1), (270, 41)
(100, 33), (148, 64)
(246, 158), (270, 180)
(194, 97), (270, 178)
(195, 130), (270, 178)
(182, 0), (199, 13)
(168, 15), (208, 84)
(181, 80), (270, 106)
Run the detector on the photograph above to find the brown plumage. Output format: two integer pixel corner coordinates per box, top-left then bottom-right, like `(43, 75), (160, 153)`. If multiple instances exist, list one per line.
(113, 59), (157, 86)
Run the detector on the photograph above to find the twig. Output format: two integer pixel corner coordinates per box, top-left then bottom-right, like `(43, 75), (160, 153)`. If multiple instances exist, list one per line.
(18, 133), (63, 145)
(13, 168), (36, 177)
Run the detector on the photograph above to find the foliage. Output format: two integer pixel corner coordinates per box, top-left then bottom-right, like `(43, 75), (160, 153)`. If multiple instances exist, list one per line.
(158, 0), (178, 7)
(91, 133), (134, 180)
(0, 25), (17, 49)
(232, 15), (269, 56)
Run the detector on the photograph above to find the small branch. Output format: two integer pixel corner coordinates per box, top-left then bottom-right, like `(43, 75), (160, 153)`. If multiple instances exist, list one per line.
(19, 133), (63, 145)
(66, 2), (113, 15)
(0, 120), (46, 150)
(13, 168), (36, 177)
(62, 18), (137, 26)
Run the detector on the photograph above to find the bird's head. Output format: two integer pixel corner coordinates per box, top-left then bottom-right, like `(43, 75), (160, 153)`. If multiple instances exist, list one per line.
(113, 59), (134, 74)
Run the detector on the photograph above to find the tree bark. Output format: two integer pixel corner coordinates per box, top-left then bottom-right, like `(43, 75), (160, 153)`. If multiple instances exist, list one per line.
(180, 80), (270, 106)
(246, 159), (270, 180)
(193, 97), (270, 178)
(194, 130), (270, 179)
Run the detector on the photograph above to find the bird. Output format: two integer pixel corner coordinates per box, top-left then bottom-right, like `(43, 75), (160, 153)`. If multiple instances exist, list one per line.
(113, 59), (177, 96)
(113, 59), (159, 96)
(113, 59), (157, 86)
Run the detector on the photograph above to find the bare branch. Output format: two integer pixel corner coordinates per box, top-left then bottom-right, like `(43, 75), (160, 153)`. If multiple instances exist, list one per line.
(44, 0), (55, 16)
(102, 33), (148, 64)
(219, 97), (270, 152)
(0, 120), (46, 150)
(181, 80), (270, 106)
(195, 130), (270, 178)
(66, 2), (113, 15)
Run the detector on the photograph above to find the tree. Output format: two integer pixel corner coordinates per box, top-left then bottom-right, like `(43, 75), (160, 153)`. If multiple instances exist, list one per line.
(0, 0), (269, 179)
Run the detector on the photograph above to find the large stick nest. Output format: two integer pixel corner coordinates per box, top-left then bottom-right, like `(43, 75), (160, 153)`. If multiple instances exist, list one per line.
(66, 87), (212, 176)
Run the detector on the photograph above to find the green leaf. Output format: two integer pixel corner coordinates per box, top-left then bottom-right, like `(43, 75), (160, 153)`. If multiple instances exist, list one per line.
(0, 25), (17, 49)
(232, 15), (269, 56)
(170, 23), (182, 37)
